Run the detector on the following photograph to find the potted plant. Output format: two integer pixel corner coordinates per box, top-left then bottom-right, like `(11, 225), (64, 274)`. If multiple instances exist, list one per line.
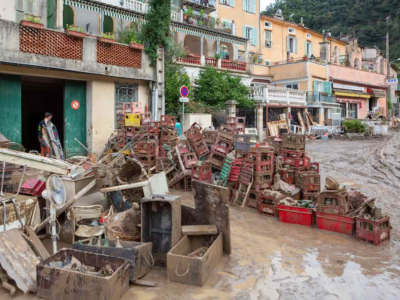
(303, 55), (308, 61)
(214, 53), (221, 61)
(187, 7), (194, 24)
(98, 33), (116, 44)
(129, 36), (145, 50)
(66, 25), (87, 38)
(21, 14), (44, 29)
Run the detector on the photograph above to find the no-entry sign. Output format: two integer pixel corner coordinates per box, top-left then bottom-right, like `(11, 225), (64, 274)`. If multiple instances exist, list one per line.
(71, 100), (80, 110)
(180, 86), (189, 98)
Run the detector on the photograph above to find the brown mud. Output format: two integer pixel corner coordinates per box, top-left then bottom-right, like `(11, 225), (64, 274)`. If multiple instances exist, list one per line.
(3, 132), (400, 300)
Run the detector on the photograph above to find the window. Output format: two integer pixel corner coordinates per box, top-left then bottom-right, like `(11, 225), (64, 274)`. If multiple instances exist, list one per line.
(220, 0), (235, 7)
(103, 15), (114, 34)
(220, 44), (229, 59)
(116, 83), (138, 103)
(288, 28), (296, 34)
(221, 19), (232, 30)
(306, 33), (311, 39)
(264, 21), (272, 29)
(306, 41), (313, 57)
(243, 0), (256, 13)
(265, 30), (272, 48)
(16, 0), (36, 22)
(243, 26), (257, 46)
(286, 84), (299, 90)
(63, 5), (74, 29)
(264, 60), (271, 66)
(348, 103), (358, 119)
(287, 36), (297, 53)
(314, 80), (332, 95)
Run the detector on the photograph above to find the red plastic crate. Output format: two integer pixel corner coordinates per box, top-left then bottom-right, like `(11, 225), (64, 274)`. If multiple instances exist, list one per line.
(316, 212), (355, 236)
(258, 202), (277, 217)
(356, 216), (391, 245)
(160, 115), (176, 127)
(277, 205), (315, 226)
(20, 179), (46, 196)
(183, 152), (198, 169)
(191, 163), (212, 183)
(247, 190), (259, 209)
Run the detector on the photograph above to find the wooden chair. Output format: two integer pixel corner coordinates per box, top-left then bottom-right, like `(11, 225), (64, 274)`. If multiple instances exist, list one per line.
(69, 205), (105, 243)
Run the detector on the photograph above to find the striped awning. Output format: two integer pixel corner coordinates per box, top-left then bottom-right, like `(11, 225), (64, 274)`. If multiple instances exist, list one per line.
(172, 22), (247, 46)
(63, 0), (145, 23)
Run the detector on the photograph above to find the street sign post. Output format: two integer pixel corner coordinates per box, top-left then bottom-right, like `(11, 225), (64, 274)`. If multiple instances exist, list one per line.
(179, 86), (189, 132)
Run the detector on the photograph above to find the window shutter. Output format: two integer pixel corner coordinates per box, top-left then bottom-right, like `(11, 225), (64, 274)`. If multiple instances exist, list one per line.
(294, 37), (298, 54)
(103, 16), (114, 34)
(313, 80), (318, 93)
(305, 41), (308, 56)
(220, 0), (223, 3)
(252, 0), (256, 13)
(26, 0), (35, 14)
(243, 25), (247, 38)
(16, 0), (24, 22)
(323, 81), (332, 96)
(286, 36), (290, 53)
(63, 4), (74, 29)
(230, 0), (235, 7)
(47, 0), (57, 29)
(252, 27), (257, 46)
(243, 0), (247, 11)
(310, 43), (313, 55)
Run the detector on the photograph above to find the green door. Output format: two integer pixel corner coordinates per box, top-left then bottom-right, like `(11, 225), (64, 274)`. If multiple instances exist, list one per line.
(0, 75), (22, 144)
(47, 0), (57, 29)
(64, 80), (86, 158)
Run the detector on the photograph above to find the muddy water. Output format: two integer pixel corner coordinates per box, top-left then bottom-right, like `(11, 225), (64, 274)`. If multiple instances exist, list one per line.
(4, 133), (400, 300)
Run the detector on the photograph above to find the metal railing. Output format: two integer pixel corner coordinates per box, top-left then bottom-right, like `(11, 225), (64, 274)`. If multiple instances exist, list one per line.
(125, 0), (149, 13)
(183, 0), (216, 7)
(306, 92), (337, 103)
(176, 54), (201, 65)
(271, 57), (322, 66)
(221, 59), (246, 71)
(251, 86), (307, 105)
(205, 56), (217, 67)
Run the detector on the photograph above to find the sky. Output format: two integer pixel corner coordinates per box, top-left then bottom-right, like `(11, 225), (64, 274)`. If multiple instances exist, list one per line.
(260, 0), (276, 12)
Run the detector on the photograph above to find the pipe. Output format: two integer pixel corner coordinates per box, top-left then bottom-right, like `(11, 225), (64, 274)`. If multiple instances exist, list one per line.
(100, 181), (149, 193)
(35, 179), (97, 233)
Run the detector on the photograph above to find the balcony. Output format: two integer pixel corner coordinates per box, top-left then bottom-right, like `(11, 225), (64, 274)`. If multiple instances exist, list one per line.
(251, 86), (307, 106)
(176, 55), (247, 72)
(307, 92), (337, 103)
(182, 0), (216, 13)
(125, 0), (149, 13)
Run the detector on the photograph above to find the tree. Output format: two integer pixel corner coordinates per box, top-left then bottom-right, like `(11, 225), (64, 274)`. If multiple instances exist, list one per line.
(193, 66), (253, 110)
(141, 0), (171, 65)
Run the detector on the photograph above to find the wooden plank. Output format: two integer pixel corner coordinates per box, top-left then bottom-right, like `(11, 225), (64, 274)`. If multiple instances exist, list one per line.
(24, 225), (50, 260)
(0, 229), (40, 293)
(297, 111), (306, 130)
(182, 225), (218, 236)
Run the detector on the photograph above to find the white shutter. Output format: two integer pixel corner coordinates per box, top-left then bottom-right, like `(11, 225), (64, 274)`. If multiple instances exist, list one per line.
(16, 0), (25, 22)
(26, 0), (35, 14)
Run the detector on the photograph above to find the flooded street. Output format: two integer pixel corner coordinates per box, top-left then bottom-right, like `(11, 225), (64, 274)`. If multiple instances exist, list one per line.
(4, 132), (400, 300)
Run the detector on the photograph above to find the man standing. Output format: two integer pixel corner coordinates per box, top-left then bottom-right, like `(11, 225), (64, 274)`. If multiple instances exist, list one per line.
(38, 112), (52, 157)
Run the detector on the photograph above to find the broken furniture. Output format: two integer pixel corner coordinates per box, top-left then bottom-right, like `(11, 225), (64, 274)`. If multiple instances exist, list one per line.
(141, 195), (181, 266)
(167, 233), (223, 287)
(69, 205), (105, 243)
(72, 240), (153, 282)
(37, 249), (130, 300)
(0, 229), (40, 293)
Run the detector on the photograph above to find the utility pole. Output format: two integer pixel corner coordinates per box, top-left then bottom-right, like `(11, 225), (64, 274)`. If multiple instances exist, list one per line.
(386, 16), (391, 118)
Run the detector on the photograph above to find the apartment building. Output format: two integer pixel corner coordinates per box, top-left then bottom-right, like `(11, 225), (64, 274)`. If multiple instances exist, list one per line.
(0, 0), (160, 156)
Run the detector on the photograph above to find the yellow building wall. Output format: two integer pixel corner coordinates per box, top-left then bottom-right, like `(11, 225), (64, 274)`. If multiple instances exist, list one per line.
(268, 63), (307, 81)
(260, 16), (346, 64)
(218, 1), (260, 54)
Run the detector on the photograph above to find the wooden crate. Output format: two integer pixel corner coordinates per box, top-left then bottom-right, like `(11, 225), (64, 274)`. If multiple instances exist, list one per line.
(72, 240), (152, 282)
(37, 249), (129, 300)
(167, 233), (223, 286)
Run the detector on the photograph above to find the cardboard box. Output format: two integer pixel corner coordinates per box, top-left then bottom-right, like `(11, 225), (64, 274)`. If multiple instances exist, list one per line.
(167, 233), (223, 286)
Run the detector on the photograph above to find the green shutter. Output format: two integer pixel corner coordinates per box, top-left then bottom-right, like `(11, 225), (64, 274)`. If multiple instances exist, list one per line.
(305, 41), (308, 56)
(103, 16), (114, 34)
(252, 0), (256, 13)
(64, 80), (87, 158)
(47, 0), (57, 29)
(230, 0), (235, 7)
(286, 36), (290, 53)
(252, 27), (257, 46)
(0, 75), (22, 144)
(294, 37), (298, 54)
(63, 4), (74, 29)
(323, 81), (332, 96)
(313, 80), (318, 93)
(243, 0), (247, 11)
(243, 25), (246, 38)
(310, 42), (313, 55)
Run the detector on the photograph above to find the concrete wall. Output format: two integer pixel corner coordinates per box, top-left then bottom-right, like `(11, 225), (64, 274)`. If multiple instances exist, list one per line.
(0, 19), (156, 82)
(184, 113), (212, 131)
(260, 16), (347, 63)
(0, 0), (16, 22)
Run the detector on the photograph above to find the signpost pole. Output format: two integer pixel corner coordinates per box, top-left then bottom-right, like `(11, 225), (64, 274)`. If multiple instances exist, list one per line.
(182, 102), (185, 132)
(179, 86), (190, 133)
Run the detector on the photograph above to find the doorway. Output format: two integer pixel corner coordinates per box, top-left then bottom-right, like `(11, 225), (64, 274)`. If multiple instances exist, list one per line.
(21, 77), (65, 153)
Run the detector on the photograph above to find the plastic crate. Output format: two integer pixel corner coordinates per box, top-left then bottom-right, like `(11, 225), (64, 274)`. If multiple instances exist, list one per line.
(277, 205), (315, 226)
(356, 216), (390, 245)
(317, 191), (350, 216)
(191, 162), (212, 183)
(123, 102), (142, 114)
(234, 134), (257, 152)
(247, 190), (259, 209)
(316, 212), (355, 236)
(160, 115), (176, 127)
(183, 152), (198, 169)
(258, 202), (277, 217)
(20, 179), (46, 196)
(279, 169), (295, 185)
(296, 171), (321, 194)
(125, 113), (141, 126)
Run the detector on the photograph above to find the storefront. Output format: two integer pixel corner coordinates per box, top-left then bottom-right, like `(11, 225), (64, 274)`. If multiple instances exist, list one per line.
(333, 83), (371, 119)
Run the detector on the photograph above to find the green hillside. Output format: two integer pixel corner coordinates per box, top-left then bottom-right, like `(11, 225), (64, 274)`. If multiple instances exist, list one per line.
(262, 0), (400, 64)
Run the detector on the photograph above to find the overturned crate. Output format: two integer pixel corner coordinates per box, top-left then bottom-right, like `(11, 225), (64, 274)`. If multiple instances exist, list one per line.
(37, 249), (130, 300)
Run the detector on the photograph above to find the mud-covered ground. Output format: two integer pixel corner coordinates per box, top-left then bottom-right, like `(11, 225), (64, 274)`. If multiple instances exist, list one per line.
(4, 132), (400, 300)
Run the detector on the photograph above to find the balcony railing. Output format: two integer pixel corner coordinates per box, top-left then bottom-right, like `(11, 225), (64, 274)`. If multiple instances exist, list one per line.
(177, 54), (201, 65)
(182, 0), (217, 13)
(251, 86), (307, 106)
(205, 56), (217, 67)
(221, 59), (246, 71)
(125, 0), (149, 13)
(307, 92), (337, 103)
(271, 57), (322, 66)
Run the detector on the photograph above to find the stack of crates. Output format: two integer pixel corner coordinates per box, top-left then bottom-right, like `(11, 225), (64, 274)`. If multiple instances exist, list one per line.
(355, 216), (391, 245)
(208, 126), (235, 169)
(160, 115), (178, 152)
(116, 103), (126, 149)
(133, 141), (158, 170)
(249, 145), (275, 192)
(281, 133), (306, 169)
(191, 162), (212, 183)
(226, 117), (246, 134)
(317, 190), (350, 216)
(203, 129), (217, 149)
(185, 123), (209, 159)
(296, 170), (321, 201)
(217, 156), (234, 186)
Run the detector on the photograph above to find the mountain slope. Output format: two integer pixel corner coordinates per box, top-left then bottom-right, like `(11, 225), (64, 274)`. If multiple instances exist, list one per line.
(262, 0), (400, 62)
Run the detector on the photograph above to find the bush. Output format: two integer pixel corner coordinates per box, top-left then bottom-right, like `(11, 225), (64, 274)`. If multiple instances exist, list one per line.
(342, 119), (367, 133)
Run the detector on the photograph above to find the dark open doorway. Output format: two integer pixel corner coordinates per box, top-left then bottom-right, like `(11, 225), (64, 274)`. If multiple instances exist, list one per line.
(21, 76), (64, 153)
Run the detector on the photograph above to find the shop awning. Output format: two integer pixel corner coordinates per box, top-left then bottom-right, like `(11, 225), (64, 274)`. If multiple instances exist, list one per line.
(367, 88), (386, 98)
(333, 89), (371, 99)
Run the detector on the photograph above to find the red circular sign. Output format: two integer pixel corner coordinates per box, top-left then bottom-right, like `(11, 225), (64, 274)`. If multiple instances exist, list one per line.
(180, 86), (189, 98)
(71, 100), (80, 110)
